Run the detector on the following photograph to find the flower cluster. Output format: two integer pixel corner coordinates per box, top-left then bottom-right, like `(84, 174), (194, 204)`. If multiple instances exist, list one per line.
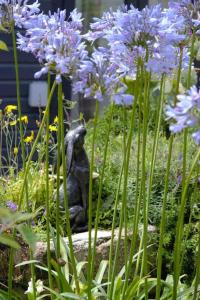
(166, 86), (200, 144)
(168, 0), (200, 31)
(85, 3), (192, 77)
(17, 9), (88, 83)
(0, 0), (40, 30)
(73, 47), (134, 104)
(2, 0), (200, 107)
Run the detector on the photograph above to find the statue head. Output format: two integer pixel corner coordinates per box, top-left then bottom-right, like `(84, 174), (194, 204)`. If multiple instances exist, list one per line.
(65, 125), (87, 173)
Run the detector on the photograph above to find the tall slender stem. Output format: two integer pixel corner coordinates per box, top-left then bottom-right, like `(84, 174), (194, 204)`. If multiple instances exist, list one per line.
(109, 98), (137, 299)
(107, 158), (125, 297)
(156, 47), (183, 300)
(140, 71), (150, 300)
(155, 136), (173, 300)
(56, 85), (61, 259)
(87, 100), (99, 300)
(11, 23), (25, 169)
(122, 67), (142, 297)
(45, 74), (54, 298)
(90, 102), (114, 280)
(58, 83), (80, 293)
(172, 34), (196, 299)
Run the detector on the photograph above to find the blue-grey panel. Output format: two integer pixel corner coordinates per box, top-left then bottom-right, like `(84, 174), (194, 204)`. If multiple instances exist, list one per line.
(0, 49), (38, 64)
(0, 82), (29, 97)
(0, 64), (40, 80)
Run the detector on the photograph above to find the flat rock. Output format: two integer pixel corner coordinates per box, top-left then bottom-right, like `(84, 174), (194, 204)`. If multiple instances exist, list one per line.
(0, 226), (157, 284)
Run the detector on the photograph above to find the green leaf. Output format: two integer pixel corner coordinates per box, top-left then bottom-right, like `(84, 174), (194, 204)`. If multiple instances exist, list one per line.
(0, 233), (20, 249)
(60, 293), (81, 299)
(71, 261), (87, 289)
(0, 40), (8, 51)
(35, 264), (58, 278)
(60, 237), (69, 282)
(15, 260), (39, 268)
(95, 260), (108, 284)
(17, 224), (38, 251)
(113, 276), (123, 300)
(50, 259), (72, 293)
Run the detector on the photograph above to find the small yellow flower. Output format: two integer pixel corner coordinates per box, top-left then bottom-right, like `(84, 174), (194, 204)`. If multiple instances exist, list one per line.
(19, 115), (28, 124)
(54, 116), (58, 124)
(9, 120), (17, 126)
(13, 147), (18, 155)
(5, 105), (17, 114)
(49, 125), (57, 132)
(24, 130), (34, 143)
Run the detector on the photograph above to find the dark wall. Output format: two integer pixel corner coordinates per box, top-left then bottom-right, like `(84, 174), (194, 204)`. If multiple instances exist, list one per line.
(0, 1), (75, 169)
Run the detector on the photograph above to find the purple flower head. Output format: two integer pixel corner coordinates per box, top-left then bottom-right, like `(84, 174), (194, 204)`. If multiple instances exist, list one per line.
(85, 3), (190, 77)
(168, 0), (200, 32)
(166, 85), (200, 144)
(6, 201), (17, 212)
(17, 9), (88, 83)
(73, 47), (134, 105)
(0, 0), (40, 29)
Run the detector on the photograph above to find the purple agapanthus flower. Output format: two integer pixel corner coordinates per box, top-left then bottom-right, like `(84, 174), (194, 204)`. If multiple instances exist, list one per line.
(166, 85), (200, 144)
(6, 200), (18, 212)
(73, 47), (134, 105)
(17, 9), (88, 83)
(0, 0), (40, 29)
(85, 3), (190, 77)
(168, 0), (200, 31)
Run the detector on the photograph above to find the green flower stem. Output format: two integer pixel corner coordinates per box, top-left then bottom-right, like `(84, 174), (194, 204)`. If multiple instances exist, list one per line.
(137, 74), (165, 297)
(45, 73), (54, 298)
(146, 74), (165, 216)
(87, 100), (99, 300)
(172, 34), (196, 299)
(10, 23), (36, 300)
(58, 83), (80, 293)
(56, 85), (62, 259)
(155, 136), (173, 300)
(90, 102), (114, 281)
(156, 47), (183, 300)
(140, 71), (151, 300)
(132, 103), (142, 279)
(109, 98), (137, 300)
(123, 105), (128, 275)
(107, 158), (124, 297)
(11, 23), (25, 169)
(173, 148), (200, 300)
(122, 71), (142, 296)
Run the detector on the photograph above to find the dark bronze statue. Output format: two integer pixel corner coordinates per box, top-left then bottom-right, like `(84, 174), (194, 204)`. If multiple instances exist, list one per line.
(54, 125), (89, 233)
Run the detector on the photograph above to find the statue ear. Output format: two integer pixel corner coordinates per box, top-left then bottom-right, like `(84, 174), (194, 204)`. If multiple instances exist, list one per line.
(67, 139), (74, 175)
